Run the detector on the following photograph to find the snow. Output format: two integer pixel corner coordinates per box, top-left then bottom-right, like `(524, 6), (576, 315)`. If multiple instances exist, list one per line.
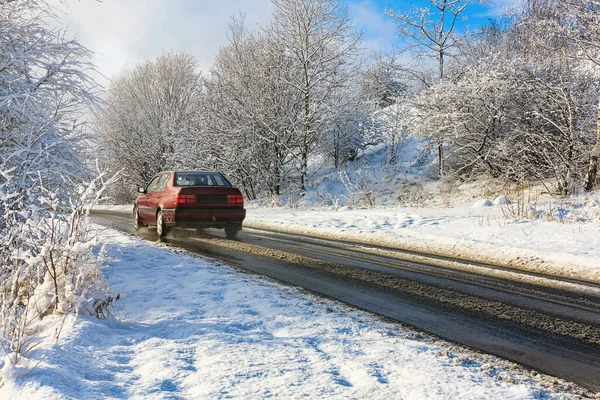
(471, 199), (494, 208)
(493, 196), (510, 206)
(0, 229), (579, 399)
(225, 139), (598, 282)
(93, 205), (134, 214)
(244, 202), (600, 282)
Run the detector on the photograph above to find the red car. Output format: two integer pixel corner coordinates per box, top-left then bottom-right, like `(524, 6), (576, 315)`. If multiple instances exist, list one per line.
(133, 171), (246, 238)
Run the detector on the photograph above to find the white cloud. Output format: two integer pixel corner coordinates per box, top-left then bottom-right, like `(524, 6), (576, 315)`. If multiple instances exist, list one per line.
(347, 0), (397, 53)
(50, 0), (272, 85)
(483, 0), (524, 16)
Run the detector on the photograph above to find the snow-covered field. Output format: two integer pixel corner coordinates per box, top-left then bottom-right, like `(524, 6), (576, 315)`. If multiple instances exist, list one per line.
(0, 229), (583, 399)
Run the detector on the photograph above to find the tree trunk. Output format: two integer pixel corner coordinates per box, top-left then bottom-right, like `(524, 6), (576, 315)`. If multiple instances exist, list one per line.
(273, 137), (281, 196)
(300, 146), (308, 196)
(438, 141), (444, 177)
(583, 98), (600, 192)
(334, 142), (340, 169)
(301, 81), (309, 196)
(300, 37), (310, 196)
(564, 96), (575, 196)
(437, 12), (445, 178)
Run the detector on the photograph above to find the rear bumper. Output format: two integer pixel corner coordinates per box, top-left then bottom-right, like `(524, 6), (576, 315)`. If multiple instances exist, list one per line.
(162, 208), (246, 228)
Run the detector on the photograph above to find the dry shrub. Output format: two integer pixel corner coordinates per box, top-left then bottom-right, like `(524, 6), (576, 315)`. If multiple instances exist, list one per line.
(500, 184), (540, 220)
(477, 178), (511, 199)
(438, 178), (461, 206)
(397, 182), (425, 206)
(339, 169), (379, 208)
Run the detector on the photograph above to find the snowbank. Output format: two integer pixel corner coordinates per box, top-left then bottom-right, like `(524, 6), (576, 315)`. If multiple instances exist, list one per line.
(93, 204), (133, 214)
(245, 204), (600, 283)
(471, 199), (494, 208)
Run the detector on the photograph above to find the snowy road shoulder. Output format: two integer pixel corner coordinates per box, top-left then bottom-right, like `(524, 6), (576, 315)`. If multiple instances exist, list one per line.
(1, 228), (588, 399)
(244, 204), (600, 283)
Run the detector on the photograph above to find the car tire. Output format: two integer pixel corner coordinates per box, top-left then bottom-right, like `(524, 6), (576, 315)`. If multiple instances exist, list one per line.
(156, 210), (169, 238)
(224, 223), (241, 239)
(133, 207), (141, 230)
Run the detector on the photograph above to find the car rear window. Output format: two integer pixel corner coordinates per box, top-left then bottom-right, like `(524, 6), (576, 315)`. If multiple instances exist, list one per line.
(174, 172), (231, 187)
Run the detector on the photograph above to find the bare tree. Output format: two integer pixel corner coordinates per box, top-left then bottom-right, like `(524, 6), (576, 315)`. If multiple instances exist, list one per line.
(267, 0), (362, 194)
(204, 17), (301, 198)
(559, 0), (600, 191)
(360, 51), (407, 109)
(96, 52), (204, 201)
(358, 51), (415, 165)
(321, 88), (369, 168)
(386, 0), (479, 177)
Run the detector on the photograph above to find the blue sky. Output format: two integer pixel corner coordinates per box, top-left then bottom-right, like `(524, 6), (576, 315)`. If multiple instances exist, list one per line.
(49, 0), (522, 84)
(342, 0), (522, 51)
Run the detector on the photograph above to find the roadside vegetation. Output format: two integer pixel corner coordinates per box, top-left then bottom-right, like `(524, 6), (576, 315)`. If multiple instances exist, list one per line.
(0, 0), (116, 380)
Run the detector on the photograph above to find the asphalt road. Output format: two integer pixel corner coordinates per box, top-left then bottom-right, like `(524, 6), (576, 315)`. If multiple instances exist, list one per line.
(92, 209), (600, 392)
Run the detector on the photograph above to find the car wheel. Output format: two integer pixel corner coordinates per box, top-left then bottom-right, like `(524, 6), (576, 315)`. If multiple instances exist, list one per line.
(156, 210), (169, 238)
(133, 207), (141, 230)
(224, 223), (241, 239)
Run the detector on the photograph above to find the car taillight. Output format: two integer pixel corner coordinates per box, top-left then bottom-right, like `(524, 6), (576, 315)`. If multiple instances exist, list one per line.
(175, 194), (196, 204)
(227, 194), (244, 206)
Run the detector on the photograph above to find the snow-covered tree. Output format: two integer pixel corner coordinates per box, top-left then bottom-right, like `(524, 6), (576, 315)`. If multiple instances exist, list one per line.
(97, 52), (204, 201)
(386, 0), (480, 177)
(0, 0), (114, 365)
(414, 1), (598, 194)
(559, 0), (600, 190)
(359, 51), (407, 109)
(321, 91), (370, 168)
(203, 1), (363, 197)
(358, 52), (417, 166)
(267, 0), (362, 194)
(204, 17), (301, 198)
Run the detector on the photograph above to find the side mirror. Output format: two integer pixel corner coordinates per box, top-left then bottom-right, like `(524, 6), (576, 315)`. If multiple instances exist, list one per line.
(137, 186), (146, 194)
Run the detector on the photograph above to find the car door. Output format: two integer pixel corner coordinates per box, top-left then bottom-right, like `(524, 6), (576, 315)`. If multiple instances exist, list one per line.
(146, 174), (169, 224)
(138, 176), (160, 222)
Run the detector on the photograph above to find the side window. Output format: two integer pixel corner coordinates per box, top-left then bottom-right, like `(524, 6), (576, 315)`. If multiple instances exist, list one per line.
(196, 175), (208, 186)
(154, 174), (170, 192)
(217, 173), (231, 186)
(145, 176), (160, 193)
(210, 174), (226, 186)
